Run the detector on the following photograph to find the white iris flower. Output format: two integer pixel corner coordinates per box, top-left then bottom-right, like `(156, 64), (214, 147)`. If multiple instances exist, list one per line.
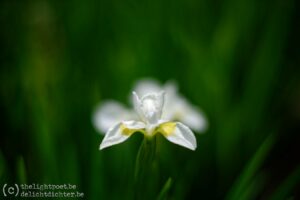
(100, 91), (197, 150)
(93, 79), (207, 135)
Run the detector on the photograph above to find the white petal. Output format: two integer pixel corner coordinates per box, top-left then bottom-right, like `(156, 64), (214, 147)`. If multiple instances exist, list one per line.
(132, 78), (162, 97)
(99, 121), (145, 150)
(122, 120), (146, 129)
(132, 91), (165, 124)
(161, 81), (181, 120)
(175, 98), (208, 132)
(163, 81), (178, 101)
(92, 101), (134, 134)
(161, 122), (197, 150)
(140, 91), (165, 124)
(132, 92), (146, 122)
(143, 91), (165, 118)
(181, 106), (208, 132)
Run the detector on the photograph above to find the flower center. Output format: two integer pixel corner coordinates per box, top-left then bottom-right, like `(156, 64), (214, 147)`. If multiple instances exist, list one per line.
(142, 99), (157, 117)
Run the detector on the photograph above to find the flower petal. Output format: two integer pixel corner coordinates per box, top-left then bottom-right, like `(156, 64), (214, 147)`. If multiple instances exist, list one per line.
(122, 120), (146, 130)
(132, 91), (146, 122)
(175, 98), (208, 132)
(132, 91), (165, 125)
(163, 81), (178, 100)
(180, 106), (207, 132)
(140, 91), (165, 124)
(99, 121), (146, 150)
(132, 78), (162, 97)
(92, 101), (134, 134)
(159, 122), (197, 150)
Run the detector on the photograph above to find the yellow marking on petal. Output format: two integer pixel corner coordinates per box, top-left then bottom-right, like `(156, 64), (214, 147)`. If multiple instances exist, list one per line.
(120, 123), (144, 136)
(158, 122), (176, 136)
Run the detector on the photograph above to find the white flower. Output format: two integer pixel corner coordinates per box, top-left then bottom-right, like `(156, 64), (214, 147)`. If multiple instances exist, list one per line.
(100, 91), (197, 150)
(93, 78), (208, 135)
(132, 78), (208, 132)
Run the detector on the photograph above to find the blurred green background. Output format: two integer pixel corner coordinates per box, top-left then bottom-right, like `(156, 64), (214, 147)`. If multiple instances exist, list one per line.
(1, 0), (300, 199)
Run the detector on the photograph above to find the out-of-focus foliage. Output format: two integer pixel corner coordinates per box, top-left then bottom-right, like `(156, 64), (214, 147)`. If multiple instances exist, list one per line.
(0, 0), (299, 199)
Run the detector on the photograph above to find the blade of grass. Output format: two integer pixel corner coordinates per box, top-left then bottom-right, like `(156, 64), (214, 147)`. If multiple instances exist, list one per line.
(157, 177), (172, 200)
(225, 134), (275, 200)
(238, 172), (266, 200)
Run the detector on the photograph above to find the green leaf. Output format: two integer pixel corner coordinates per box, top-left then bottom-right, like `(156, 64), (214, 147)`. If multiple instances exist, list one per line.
(225, 134), (275, 200)
(157, 177), (173, 200)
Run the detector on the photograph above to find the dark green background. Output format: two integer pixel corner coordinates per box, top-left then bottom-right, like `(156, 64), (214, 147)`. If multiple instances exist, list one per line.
(1, 0), (300, 199)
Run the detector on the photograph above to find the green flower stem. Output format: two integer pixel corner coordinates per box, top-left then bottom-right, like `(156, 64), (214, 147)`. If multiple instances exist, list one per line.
(134, 136), (157, 200)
